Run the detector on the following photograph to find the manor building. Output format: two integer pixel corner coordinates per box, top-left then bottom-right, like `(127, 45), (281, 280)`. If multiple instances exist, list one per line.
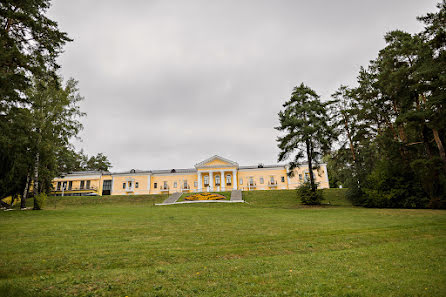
(51, 155), (329, 196)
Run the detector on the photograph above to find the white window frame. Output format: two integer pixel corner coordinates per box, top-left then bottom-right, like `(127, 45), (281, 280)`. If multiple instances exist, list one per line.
(215, 175), (220, 185)
(239, 178), (243, 185)
(174, 181), (177, 188)
(226, 174), (232, 184)
(204, 175), (209, 185)
(260, 177), (264, 184)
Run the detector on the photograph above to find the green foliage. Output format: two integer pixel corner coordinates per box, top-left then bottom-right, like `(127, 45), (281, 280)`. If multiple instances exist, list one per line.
(0, 0), (72, 109)
(328, 2), (446, 208)
(276, 83), (336, 191)
(33, 192), (47, 210)
(297, 183), (324, 205)
(85, 152), (112, 171)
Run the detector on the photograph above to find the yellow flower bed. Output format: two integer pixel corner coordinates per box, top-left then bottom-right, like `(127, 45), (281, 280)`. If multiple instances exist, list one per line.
(184, 193), (226, 201)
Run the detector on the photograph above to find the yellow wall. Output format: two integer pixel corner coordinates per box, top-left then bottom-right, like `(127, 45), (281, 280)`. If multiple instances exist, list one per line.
(52, 176), (101, 194)
(112, 175), (150, 195)
(287, 165), (329, 189)
(238, 168), (288, 191)
(150, 173), (197, 194)
(202, 159), (232, 166)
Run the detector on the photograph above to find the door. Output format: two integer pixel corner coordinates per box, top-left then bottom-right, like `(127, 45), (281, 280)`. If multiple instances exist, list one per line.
(102, 180), (112, 195)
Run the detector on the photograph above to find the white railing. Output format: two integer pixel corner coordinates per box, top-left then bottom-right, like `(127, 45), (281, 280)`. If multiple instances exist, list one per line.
(268, 181), (278, 187)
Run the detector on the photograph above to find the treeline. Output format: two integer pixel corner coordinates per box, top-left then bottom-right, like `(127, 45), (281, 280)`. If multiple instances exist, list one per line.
(328, 2), (445, 208)
(0, 1), (111, 208)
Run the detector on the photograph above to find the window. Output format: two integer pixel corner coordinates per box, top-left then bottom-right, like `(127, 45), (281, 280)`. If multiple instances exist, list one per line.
(226, 175), (232, 185)
(62, 181), (67, 190)
(194, 181), (198, 187)
(304, 172), (310, 182)
(163, 181), (168, 188)
(174, 181), (177, 188)
(123, 183), (126, 189)
(299, 174), (303, 181)
(239, 178), (243, 185)
(204, 175), (209, 185)
(68, 181), (73, 190)
(128, 181), (132, 188)
(183, 180), (188, 188)
(80, 180), (85, 189)
(215, 175), (220, 185)
(57, 182), (61, 190)
(260, 177), (264, 184)
(135, 182), (139, 188)
(86, 180), (91, 189)
(281, 176), (285, 183)
(103, 180), (112, 190)
(154, 183), (157, 189)
(249, 177), (254, 185)
(270, 176), (275, 183)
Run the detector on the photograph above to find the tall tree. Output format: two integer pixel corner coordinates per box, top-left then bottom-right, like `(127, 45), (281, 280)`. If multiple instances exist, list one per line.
(276, 83), (335, 191)
(0, 0), (71, 110)
(22, 76), (85, 209)
(85, 153), (112, 171)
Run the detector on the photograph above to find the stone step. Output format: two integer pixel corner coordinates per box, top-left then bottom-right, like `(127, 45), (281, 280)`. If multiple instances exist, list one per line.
(161, 192), (182, 204)
(230, 190), (243, 201)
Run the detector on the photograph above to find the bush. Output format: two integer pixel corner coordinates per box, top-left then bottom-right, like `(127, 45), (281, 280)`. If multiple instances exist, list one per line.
(297, 183), (323, 205)
(34, 193), (47, 210)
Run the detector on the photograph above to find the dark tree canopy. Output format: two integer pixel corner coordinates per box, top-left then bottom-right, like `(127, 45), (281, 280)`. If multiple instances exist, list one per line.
(276, 83), (336, 191)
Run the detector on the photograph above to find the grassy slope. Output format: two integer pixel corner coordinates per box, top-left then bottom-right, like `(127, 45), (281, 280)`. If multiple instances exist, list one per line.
(0, 190), (444, 297)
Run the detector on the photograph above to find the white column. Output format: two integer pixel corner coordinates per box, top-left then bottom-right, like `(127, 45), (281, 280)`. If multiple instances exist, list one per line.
(233, 170), (237, 190)
(198, 172), (202, 192)
(221, 170), (225, 191)
(324, 164), (329, 189)
(147, 174), (151, 194)
(209, 171), (213, 192)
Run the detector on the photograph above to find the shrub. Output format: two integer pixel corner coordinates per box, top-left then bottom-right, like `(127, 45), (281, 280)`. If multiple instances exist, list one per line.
(297, 183), (323, 205)
(34, 193), (47, 210)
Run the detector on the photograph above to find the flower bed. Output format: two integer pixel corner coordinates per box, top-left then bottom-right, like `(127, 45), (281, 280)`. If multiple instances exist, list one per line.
(184, 193), (226, 201)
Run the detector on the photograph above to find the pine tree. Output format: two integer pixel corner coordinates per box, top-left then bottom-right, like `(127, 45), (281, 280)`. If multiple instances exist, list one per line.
(276, 83), (336, 192)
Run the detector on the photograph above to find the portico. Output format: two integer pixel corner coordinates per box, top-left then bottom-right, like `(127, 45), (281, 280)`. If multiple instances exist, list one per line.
(195, 156), (239, 192)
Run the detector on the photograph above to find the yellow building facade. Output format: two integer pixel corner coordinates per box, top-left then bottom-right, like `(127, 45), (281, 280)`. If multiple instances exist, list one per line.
(51, 155), (329, 196)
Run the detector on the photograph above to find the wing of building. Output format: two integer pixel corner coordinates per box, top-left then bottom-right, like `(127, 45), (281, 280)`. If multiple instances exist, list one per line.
(51, 155), (329, 196)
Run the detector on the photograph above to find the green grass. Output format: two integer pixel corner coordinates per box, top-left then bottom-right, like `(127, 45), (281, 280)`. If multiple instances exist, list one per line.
(177, 191), (232, 202)
(0, 189), (445, 296)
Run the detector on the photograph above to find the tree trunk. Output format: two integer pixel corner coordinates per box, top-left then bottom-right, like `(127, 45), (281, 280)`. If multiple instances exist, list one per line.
(343, 114), (356, 161)
(33, 151), (40, 210)
(432, 128), (446, 170)
(21, 171), (31, 209)
(305, 139), (316, 191)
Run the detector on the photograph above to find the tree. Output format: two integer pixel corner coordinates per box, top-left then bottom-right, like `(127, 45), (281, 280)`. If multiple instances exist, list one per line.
(0, 0), (71, 111)
(325, 2), (446, 208)
(0, 0), (78, 208)
(21, 76), (85, 209)
(85, 153), (112, 171)
(276, 83), (336, 192)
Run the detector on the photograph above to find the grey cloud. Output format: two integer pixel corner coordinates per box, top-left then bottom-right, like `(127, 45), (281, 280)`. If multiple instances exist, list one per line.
(49, 0), (439, 171)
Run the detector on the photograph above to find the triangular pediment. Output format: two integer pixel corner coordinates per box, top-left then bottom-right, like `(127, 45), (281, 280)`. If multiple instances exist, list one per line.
(195, 155), (239, 168)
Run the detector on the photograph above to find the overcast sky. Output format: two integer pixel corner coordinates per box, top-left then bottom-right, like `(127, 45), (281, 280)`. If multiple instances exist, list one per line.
(48, 0), (439, 172)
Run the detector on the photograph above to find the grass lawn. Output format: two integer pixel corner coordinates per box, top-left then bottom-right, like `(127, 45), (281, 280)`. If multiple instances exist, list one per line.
(0, 189), (445, 296)
(177, 191), (232, 202)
